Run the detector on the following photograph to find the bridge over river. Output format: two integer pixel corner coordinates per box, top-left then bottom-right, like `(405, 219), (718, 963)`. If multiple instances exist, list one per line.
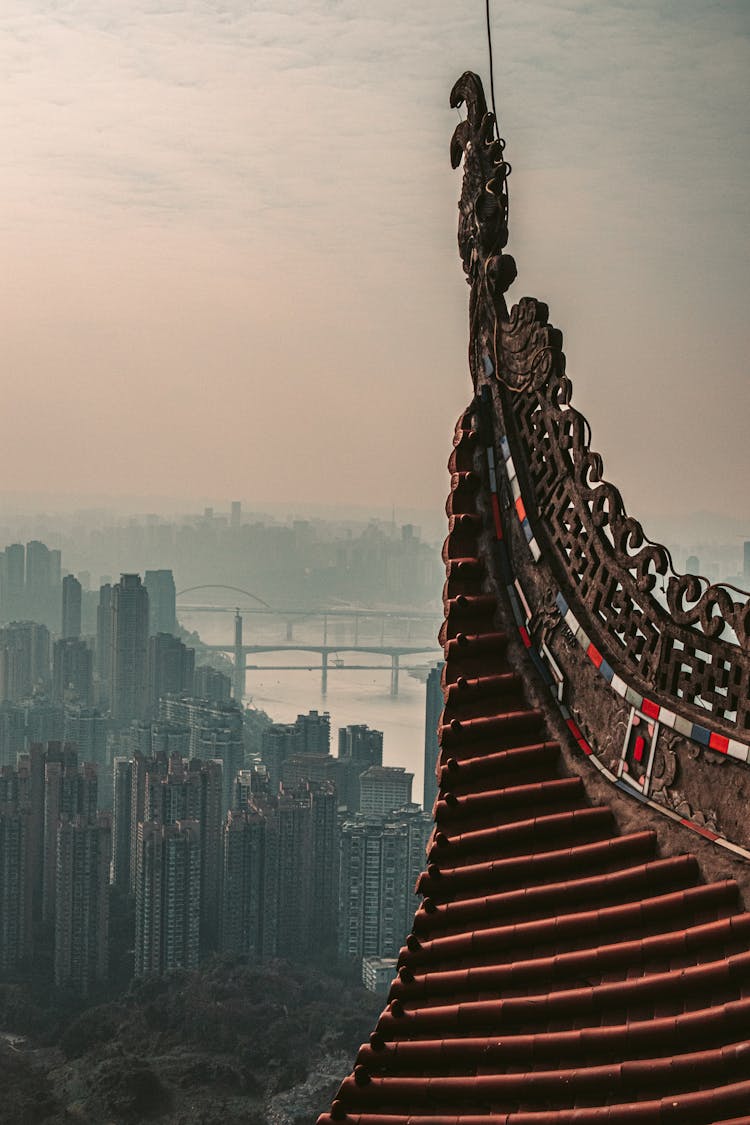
(176, 587), (442, 699)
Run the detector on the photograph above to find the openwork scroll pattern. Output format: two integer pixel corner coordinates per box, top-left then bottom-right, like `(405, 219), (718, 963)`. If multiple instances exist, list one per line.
(506, 330), (749, 732)
(449, 68), (750, 736)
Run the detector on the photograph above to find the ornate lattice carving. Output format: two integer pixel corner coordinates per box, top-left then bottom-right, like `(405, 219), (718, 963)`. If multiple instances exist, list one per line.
(451, 71), (750, 736)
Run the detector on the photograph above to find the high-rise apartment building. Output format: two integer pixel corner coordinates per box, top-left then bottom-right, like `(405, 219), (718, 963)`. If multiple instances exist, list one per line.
(54, 813), (110, 994)
(338, 805), (432, 961)
(280, 752), (344, 795)
(61, 575), (82, 639)
(359, 765), (413, 816)
(158, 695), (243, 810)
(63, 705), (107, 769)
(423, 662), (444, 813)
(147, 633), (195, 714)
(52, 637), (94, 706)
(128, 720), (190, 762)
(337, 723), (383, 811)
(42, 748), (97, 921)
(110, 574), (149, 723)
(134, 819), (201, 976)
(143, 570), (177, 636)
(220, 805), (265, 957)
(0, 799), (29, 972)
(127, 751), (222, 954)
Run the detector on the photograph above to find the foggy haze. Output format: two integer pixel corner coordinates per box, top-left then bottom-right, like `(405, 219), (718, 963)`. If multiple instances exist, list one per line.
(0, 1), (747, 529)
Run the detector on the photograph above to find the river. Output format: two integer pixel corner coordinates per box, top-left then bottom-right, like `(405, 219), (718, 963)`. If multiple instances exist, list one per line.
(179, 610), (443, 804)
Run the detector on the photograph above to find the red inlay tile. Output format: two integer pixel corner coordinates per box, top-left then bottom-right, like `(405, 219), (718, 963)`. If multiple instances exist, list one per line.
(518, 625), (531, 648)
(586, 642), (603, 669)
(709, 732), (729, 754)
(566, 718), (582, 740)
(641, 698), (659, 720)
(490, 493), (503, 539)
(515, 496), (526, 522)
(634, 735), (645, 763)
(682, 818), (719, 842)
(578, 737), (592, 756)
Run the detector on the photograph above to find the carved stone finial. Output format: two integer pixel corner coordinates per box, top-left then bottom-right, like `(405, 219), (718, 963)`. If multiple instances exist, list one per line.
(450, 71), (515, 296)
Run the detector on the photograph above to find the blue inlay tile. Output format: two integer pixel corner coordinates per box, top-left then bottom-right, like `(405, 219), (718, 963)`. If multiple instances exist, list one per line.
(616, 779), (648, 803)
(599, 660), (615, 683)
(691, 724), (711, 747)
(507, 588), (523, 626)
(522, 519), (533, 542)
(499, 435), (511, 461)
(530, 650), (553, 685)
(555, 592), (568, 616)
(483, 353), (494, 376)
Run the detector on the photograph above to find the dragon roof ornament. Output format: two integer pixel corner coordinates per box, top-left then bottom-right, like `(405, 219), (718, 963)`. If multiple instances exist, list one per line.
(451, 71), (749, 688)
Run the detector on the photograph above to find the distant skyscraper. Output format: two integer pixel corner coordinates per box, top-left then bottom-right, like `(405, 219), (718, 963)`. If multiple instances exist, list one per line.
(24, 696), (64, 746)
(0, 702), (26, 768)
(260, 723), (297, 790)
(129, 720), (190, 761)
(147, 633), (195, 714)
(61, 575), (82, 639)
(25, 540), (52, 604)
(63, 705), (107, 768)
(359, 765), (413, 816)
(52, 637), (93, 706)
(423, 662), (444, 813)
(1, 544), (25, 621)
(338, 723), (383, 811)
(144, 570), (177, 636)
(338, 724), (383, 766)
(0, 622), (50, 702)
(158, 695), (242, 755)
(193, 664), (231, 703)
(294, 709), (331, 755)
(111, 757), (132, 888)
(95, 583), (112, 708)
(54, 813), (110, 994)
(111, 574), (149, 723)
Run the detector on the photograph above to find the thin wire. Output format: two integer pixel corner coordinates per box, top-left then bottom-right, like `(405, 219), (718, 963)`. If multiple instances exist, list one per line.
(485, 0), (499, 139)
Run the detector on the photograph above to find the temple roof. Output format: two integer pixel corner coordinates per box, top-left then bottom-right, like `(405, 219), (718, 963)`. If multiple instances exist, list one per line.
(317, 72), (750, 1125)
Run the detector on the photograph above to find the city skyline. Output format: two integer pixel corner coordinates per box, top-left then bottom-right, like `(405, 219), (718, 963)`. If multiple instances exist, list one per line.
(1, 2), (747, 525)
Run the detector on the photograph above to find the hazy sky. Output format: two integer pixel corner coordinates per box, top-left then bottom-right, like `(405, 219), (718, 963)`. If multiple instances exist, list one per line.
(1, 1), (748, 530)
